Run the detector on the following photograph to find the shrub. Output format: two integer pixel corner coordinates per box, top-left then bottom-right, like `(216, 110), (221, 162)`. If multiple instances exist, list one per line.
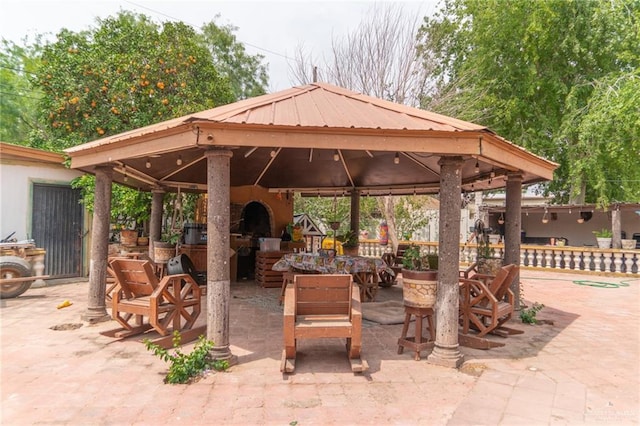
(144, 331), (228, 384)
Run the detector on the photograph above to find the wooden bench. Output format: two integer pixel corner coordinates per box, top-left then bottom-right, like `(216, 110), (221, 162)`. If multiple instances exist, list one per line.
(281, 274), (368, 373)
(109, 258), (201, 337)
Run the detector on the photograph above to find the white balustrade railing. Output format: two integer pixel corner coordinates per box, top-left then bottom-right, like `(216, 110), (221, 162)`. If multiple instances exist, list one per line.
(356, 239), (639, 275)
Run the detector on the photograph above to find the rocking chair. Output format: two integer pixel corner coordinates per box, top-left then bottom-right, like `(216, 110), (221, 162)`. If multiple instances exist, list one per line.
(109, 258), (201, 337)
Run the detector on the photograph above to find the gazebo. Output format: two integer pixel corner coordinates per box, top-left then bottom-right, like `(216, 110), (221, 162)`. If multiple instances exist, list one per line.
(66, 82), (557, 368)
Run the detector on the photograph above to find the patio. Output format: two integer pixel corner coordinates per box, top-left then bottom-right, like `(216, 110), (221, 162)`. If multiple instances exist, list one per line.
(1, 270), (638, 425)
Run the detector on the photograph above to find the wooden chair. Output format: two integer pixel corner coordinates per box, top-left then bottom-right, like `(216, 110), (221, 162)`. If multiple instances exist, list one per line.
(379, 244), (409, 287)
(281, 274), (368, 373)
(459, 264), (520, 341)
(106, 252), (150, 302)
(109, 258), (201, 337)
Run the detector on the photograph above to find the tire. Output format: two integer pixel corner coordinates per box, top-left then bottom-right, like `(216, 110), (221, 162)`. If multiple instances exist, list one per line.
(0, 256), (33, 299)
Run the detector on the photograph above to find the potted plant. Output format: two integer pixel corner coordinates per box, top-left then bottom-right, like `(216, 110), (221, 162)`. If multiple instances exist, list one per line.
(476, 233), (502, 275)
(154, 230), (181, 263)
(339, 230), (359, 256)
(593, 228), (613, 249)
(119, 228), (139, 247)
(401, 244), (438, 309)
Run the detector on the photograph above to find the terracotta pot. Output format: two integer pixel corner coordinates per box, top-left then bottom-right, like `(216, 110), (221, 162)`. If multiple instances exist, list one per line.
(137, 237), (149, 246)
(120, 230), (138, 247)
(153, 241), (176, 263)
(343, 246), (359, 256)
(402, 269), (438, 308)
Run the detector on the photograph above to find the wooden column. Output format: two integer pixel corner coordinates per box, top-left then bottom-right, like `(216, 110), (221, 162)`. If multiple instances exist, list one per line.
(505, 172), (523, 309)
(350, 189), (360, 242)
(149, 187), (165, 261)
(81, 164), (113, 323)
(428, 156), (464, 368)
(205, 148), (236, 364)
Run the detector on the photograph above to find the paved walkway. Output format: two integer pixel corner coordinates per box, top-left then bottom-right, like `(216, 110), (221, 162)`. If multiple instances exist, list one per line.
(1, 271), (638, 425)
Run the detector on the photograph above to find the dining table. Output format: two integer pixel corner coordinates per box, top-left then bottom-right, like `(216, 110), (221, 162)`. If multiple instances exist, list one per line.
(271, 252), (395, 302)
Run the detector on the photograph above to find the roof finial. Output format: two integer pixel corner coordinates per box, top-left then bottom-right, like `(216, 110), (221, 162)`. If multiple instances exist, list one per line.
(312, 66), (318, 83)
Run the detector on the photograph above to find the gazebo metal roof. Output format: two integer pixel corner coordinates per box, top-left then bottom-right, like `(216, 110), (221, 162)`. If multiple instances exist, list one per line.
(66, 83), (557, 194)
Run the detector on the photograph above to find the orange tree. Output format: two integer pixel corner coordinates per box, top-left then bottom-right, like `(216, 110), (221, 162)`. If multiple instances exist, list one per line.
(28, 11), (243, 228)
(31, 11), (234, 150)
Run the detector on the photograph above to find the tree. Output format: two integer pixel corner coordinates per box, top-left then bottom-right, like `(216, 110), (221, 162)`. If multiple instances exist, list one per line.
(418, 0), (640, 206)
(201, 19), (269, 100)
(23, 11), (268, 229)
(291, 4), (440, 250)
(31, 11), (235, 151)
(0, 39), (42, 144)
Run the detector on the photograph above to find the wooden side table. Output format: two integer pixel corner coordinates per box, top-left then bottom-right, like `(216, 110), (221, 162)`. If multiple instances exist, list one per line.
(397, 305), (435, 360)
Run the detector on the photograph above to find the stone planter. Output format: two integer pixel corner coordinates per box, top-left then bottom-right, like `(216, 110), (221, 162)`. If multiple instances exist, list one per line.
(402, 269), (438, 309)
(621, 239), (636, 250)
(153, 241), (176, 263)
(477, 258), (503, 276)
(596, 238), (612, 249)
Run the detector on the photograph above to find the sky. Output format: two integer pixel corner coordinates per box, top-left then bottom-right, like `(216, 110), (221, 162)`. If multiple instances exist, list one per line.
(0, 0), (438, 92)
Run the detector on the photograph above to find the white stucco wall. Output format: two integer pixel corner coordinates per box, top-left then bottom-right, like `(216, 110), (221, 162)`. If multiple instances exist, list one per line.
(0, 162), (84, 241)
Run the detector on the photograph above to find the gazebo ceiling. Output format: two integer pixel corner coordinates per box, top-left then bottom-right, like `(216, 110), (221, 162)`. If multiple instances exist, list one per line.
(65, 83), (557, 195)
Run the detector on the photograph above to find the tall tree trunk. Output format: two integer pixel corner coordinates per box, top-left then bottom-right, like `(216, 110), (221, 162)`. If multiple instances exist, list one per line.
(568, 174), (587, 205)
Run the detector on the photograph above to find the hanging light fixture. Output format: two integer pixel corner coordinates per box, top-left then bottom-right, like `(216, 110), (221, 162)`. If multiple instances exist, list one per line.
(270, 149), (277, 158)
(394, 152), (400, 164)
(474, 160), (480, 174)
(333, 150), (340, 161)
(498, 213), (505, 225)
(176, 155), (183, 166)
(145, 158), (151, 169)
(542, 208), (549, 224)
(123, 165), (128, 182)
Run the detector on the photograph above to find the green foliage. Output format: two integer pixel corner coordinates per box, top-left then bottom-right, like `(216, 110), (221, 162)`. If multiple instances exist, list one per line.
(0, 39), (43, 144)
(593, 228), (613, 238)
(337, 230), (358, 247)
(476, 234), (495, 260)
(71, 175), (151, 228)
(520, 303), (545, 324)
(201, 19), (268, 100)
(31, 11), (234, 151)
(401, 244), (432, 271)
(143, 332), (228, 384)
(419, 0), (640, 206)
(293, 193), (434, 243)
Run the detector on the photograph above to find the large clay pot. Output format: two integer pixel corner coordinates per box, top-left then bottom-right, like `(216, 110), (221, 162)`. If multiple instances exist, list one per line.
(153, 241), (176, 263)
(343, 245), (359, 256)
(402, 269), (438, 308)
(120, 230), (138, 247)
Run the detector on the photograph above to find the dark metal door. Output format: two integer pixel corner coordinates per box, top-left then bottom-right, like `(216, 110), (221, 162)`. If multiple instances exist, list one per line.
(32, 184), (83, 278)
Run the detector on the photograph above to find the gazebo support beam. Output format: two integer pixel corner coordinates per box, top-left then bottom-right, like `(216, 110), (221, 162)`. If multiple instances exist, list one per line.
(428, 156), (464, 368)
(205, 148), (237, 365)
(81, 164), (113, 323)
